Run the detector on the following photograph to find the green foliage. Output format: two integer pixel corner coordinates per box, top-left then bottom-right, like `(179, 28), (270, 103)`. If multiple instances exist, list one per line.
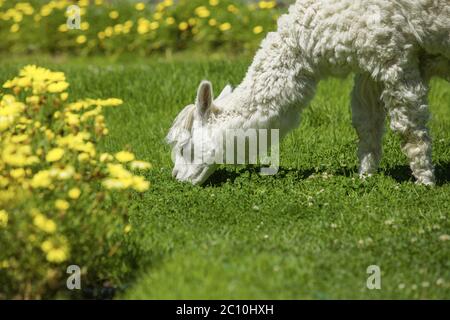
(0, 64), (151, 299)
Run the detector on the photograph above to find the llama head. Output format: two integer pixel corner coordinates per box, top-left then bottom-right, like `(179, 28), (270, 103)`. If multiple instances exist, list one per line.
(166, 80), (233, 185)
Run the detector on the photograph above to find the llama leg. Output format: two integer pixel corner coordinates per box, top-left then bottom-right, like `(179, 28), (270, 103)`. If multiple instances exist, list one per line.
(382, 71), (435, 185)
(351, 73), (385, 176)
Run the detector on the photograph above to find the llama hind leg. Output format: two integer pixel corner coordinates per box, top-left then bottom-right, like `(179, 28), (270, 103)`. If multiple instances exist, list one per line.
(351, 73), (385, 176)
(382, 70), (435, 185)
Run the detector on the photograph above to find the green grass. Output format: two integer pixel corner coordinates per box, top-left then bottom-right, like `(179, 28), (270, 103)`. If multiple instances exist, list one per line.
(1, 55), (449, 299)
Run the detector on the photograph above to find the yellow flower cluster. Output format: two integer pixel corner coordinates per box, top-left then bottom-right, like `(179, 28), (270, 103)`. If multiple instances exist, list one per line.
(33, 210), (57, 233)
(3, 64), (68, 95)
(0, 65), (151, 267)
(40, 235), (69, 263)
(137, 18), (160, 35)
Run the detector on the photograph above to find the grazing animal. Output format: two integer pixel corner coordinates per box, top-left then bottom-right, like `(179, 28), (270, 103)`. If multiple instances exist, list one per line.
(167, 0), (450, 185)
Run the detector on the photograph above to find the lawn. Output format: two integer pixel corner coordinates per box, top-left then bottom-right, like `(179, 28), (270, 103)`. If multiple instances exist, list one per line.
(1, 55), (449, 299)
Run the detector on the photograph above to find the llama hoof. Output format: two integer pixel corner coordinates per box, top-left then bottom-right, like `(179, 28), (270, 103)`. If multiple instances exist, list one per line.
(415, 177), (435, 186)
(358, 172), (373, 180)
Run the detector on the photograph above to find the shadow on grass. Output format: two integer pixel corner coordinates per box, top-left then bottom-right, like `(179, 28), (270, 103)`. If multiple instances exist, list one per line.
(78, 251), (166, 300)
(384, 162), (450, 186)
(205, 165), (356, 187)
(205, 163), (450, 186)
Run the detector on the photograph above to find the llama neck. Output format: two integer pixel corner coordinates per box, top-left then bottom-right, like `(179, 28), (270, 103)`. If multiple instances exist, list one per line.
(218, 31), (316, 131)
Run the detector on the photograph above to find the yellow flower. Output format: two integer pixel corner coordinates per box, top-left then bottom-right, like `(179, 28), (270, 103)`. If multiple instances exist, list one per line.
(0, 210), (8, 228)
(76, 35), (87, 44)
(153, 12), (163, 20)
(130, 160), (152, 170)
(33, 213), (56, 233)
(115, 151), (135, 162)
(55, 199), (70, 211)
(100, 152), (113, 162)
(11, 134), (28, 143)
(68, 187), (81, 199)
(253, 25), (263, 34)
(259, 1), (276, 9)
(93, 98), (123, 107)
(26, 95), (40, 104)
(47, 248), (68, 263)
(102, 162), (150, 191)
(80, 21), (89, 31)
(150, 21), (160, 30)
(46, 148), (65, 162)
(178, 22), (188, 31)
(132, 176), (150, 192)
(41, 236), (69, 262)
(45, 129), (55, 140)
(43, 220), (56, 233)
(78, 152), (89, 162)
(195, 6), (210, 18)
(31, 170), (52, 188)
(166, 17), (175, 25)
(219, 22), (231, 31)
(209, 0), (219, 6)
(49, 166), (75, 180)
(124, 224), (132, 233)
(10, 168), (26, 179)
(109, 10), (119, 19)
(135, 2), (145, 11)
(107, 163), (133, 179)
(16, 3), (34, 15)
(41, 240), (53, 252)
(267, 1), (277, 9)
(227, 4), (238, 13)
(2, 144), (37, 167)
(114, 24), (123, 33)
(137, 22), (149, 34)
(47, 81), (69, 93)
(41, 5), (52, 16)
(103, 178), (127, 190)
(104, 26), (113, 37)
(10, 23), (19, 33)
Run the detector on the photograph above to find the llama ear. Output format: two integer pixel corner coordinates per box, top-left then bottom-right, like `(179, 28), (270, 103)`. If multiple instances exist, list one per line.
(216, 84), (233, 101)
(196, 81), (213, 114)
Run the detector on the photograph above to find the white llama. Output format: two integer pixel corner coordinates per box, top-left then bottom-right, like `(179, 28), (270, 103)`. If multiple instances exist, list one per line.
(167, 0), (450, 185)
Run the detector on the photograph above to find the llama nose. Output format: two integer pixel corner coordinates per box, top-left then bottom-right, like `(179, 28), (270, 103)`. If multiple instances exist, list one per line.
(172, 168), (178, 178)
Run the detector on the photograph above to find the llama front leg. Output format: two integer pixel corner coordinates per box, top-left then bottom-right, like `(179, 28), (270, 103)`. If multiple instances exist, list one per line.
(351, 73), (385, 177)
(382, 71), (435, 185)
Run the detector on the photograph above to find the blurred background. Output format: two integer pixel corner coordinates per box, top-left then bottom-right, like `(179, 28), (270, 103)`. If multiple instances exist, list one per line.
(0, 0), (294, 57)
